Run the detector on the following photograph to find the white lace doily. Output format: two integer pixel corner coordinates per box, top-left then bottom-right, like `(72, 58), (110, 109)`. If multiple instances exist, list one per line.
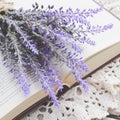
(18, 55), (120, 120)
(18, 1), (120, 120)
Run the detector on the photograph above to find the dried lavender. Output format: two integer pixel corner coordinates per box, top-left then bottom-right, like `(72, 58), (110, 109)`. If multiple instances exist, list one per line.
(0, 3), (113, 106)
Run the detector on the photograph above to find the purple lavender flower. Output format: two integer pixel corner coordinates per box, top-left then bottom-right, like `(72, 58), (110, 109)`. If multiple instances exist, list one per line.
(0, 4), (113, 106)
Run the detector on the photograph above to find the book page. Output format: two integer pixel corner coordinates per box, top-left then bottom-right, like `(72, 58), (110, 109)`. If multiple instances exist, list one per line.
(0, 0), (120, 119)
(0, 59), (43, 118)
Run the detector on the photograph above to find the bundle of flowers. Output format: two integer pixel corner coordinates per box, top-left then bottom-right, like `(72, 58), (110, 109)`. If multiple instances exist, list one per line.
(0, 3), (113, 106)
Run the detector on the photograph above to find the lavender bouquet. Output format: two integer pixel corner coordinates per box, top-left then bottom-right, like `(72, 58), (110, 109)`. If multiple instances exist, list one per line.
(0, 3), (113, 106)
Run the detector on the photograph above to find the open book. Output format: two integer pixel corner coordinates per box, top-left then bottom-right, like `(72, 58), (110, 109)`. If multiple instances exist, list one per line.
(0, 0), (120, 119)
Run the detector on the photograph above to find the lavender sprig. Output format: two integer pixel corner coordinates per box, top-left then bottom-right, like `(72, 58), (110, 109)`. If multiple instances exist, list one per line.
(0, 4), (113, 106)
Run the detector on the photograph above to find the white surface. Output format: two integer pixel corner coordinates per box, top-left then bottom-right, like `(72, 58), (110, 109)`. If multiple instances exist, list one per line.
(0, 0), (120, 119)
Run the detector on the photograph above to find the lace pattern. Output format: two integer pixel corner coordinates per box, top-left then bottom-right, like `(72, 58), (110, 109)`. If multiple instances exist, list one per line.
(18, 55), (120, 120)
